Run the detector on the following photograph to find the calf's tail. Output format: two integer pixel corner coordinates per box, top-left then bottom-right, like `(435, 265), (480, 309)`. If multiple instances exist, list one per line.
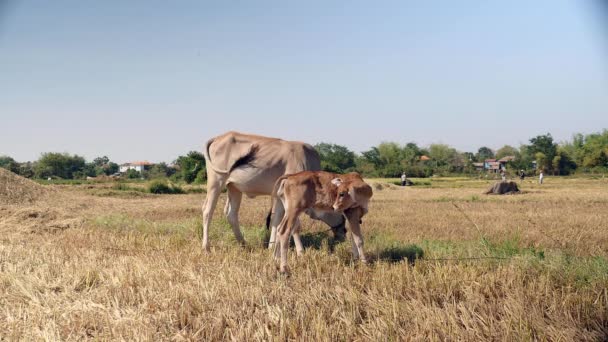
(266, 175), (289, 230)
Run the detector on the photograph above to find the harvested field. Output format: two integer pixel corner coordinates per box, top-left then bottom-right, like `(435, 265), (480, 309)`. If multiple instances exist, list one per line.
(1, 174), (607, 340)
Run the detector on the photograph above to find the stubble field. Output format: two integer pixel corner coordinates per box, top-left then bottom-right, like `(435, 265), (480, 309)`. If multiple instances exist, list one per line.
(1, 169), (607, 340)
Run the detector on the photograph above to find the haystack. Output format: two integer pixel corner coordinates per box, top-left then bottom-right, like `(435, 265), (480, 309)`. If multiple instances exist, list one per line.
(0, 169), (82, 233)
(484, 181), (520, 195)
(0, 168), (50, 205)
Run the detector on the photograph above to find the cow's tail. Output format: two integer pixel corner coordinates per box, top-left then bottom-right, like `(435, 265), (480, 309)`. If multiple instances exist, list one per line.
(204, 138), (230, 174)
(266, 175), (289, 231)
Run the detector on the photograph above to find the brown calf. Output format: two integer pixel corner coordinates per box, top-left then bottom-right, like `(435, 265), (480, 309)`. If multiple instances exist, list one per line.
(269, 171), (373, 273)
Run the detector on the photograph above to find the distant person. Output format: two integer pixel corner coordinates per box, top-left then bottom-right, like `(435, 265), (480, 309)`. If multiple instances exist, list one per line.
(401, 172), (407, 186)
(539, 171), (544, 184)
(519, 170), (525, 182)
(500, 170), (506, 181)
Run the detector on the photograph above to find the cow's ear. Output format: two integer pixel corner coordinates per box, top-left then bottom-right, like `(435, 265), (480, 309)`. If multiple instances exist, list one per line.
(331, 178), (342, 186)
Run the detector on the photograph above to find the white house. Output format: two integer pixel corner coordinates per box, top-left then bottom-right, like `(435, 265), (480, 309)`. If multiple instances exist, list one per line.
(119, 161), (153, 173)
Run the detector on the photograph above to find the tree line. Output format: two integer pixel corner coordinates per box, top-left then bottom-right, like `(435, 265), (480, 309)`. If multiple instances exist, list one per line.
(315, 130), (607, 177)
(1, 130), (606, 181)
(0, 151), (207, 183)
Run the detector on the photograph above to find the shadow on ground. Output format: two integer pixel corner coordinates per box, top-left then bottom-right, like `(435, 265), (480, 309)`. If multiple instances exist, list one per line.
(297, 231), (344, 253)
(295, 231), (424, 264)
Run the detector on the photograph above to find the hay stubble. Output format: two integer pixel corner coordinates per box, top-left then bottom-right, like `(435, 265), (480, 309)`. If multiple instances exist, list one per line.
(1, 175), (607, 340)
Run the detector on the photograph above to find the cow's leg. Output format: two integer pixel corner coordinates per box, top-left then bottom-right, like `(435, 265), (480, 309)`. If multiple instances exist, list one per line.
(314, 212), (347, 242)
(202, 171), (225, 252)
(345, 208), (367, 263)
(268, 200), (285, 251)
(226, 184), (245, 246)
(292, 218), (304, 256)
(278, 209), (300, 274)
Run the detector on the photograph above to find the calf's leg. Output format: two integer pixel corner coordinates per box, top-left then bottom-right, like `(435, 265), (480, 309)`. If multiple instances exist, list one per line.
(292, 218), (304, 256)
(345, 208), (367, 263)
(278, 209), (301, 274)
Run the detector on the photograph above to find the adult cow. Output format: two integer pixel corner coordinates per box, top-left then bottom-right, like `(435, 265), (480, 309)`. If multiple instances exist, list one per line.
(201, 131), (346, 251)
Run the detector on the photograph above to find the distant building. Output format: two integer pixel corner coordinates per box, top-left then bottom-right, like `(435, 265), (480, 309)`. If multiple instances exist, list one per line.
(483, 156), (515, 173)
(498, 156), (516, 163)
(485, 159), (501, 173)
(473, 162), (485, 171)
(419, 155), (431, 161)
(119, 161), (154, 173)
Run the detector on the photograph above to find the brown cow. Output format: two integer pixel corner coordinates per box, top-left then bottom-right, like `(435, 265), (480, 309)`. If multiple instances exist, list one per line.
(269, 171), (373, 274)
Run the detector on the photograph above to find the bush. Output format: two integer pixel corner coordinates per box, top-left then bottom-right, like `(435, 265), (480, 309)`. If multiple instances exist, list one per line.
(194, 168), (207, 184)
(148, 180), (184, 194)
(126, 169), (141, 179)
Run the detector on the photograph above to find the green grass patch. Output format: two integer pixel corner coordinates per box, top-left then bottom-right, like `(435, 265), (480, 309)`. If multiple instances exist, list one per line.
(148, 179), (184, 194)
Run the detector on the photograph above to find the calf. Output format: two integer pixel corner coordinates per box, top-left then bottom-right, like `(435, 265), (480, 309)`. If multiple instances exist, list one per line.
(269, 171), (373, 274)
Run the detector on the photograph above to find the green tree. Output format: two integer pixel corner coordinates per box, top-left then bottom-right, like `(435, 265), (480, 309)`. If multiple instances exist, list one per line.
(175, 151), (206, 184)
(527, 134), (557, 171)
(18, 162), (35, 178)
(314, 143), (356, 173)
(146, 162), (174, 179)
(535, 152), (547, 172)
(376, 142), (404, 177)
(0, 155), (20, 173)
(429, 144), (460, 172)
(495, 145), (520, 160)
(35, 153), (86, 179)
(87, 156), (119, 176)
(476, 146), (495, 161)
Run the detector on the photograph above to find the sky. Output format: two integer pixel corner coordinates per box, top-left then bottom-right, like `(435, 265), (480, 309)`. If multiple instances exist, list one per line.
(1, 1), (607, 163)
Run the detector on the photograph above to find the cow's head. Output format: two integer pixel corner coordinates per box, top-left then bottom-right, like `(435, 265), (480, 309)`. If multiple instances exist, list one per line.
(331, 176), (372, 213)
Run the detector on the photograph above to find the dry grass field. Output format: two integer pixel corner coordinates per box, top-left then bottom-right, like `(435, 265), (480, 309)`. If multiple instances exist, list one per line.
(1, 169), (607, 340)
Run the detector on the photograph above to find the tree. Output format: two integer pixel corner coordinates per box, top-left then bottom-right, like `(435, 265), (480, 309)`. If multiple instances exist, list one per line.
(476, 146), (495, 161)
(93, 156), (110, 167)
(402, 142), (422, 165)
(462, 152), (476, 163)
(174, 151), (206, 184)
(429, 144), (459, 171)
(552, 155), (561, 175)
(0, 155), (19, 173)
(572, 130), (608, 169)
(106, 162), (119, 175)
(535, 152), (547, 172)
(18, 162), (35, 178)
(87, 156), (119, 176)
(314, 143), (356, 173)
(495, 145), (520, 160)
(376, 142), (404, 177)
(146, 162), (174, 179)
(35, 153), (86, 179)
(527, 134), (557, 171)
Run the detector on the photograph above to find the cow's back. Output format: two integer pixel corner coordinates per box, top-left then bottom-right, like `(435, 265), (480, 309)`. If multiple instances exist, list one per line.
(205, 131), (322, 196)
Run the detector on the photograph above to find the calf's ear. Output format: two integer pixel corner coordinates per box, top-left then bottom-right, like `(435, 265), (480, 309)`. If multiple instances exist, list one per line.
(331, 178), (343, 186)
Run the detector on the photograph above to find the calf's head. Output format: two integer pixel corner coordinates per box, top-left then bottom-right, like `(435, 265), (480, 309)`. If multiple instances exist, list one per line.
(331, 177), (373, 213)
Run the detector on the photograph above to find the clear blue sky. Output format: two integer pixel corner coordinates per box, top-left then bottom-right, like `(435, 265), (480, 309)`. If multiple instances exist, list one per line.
(1, 1), (607, 163)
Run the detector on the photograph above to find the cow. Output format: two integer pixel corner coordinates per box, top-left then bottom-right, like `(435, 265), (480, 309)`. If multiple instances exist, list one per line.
(269, 171), (373, 274)
(201, 131), (347, 252)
